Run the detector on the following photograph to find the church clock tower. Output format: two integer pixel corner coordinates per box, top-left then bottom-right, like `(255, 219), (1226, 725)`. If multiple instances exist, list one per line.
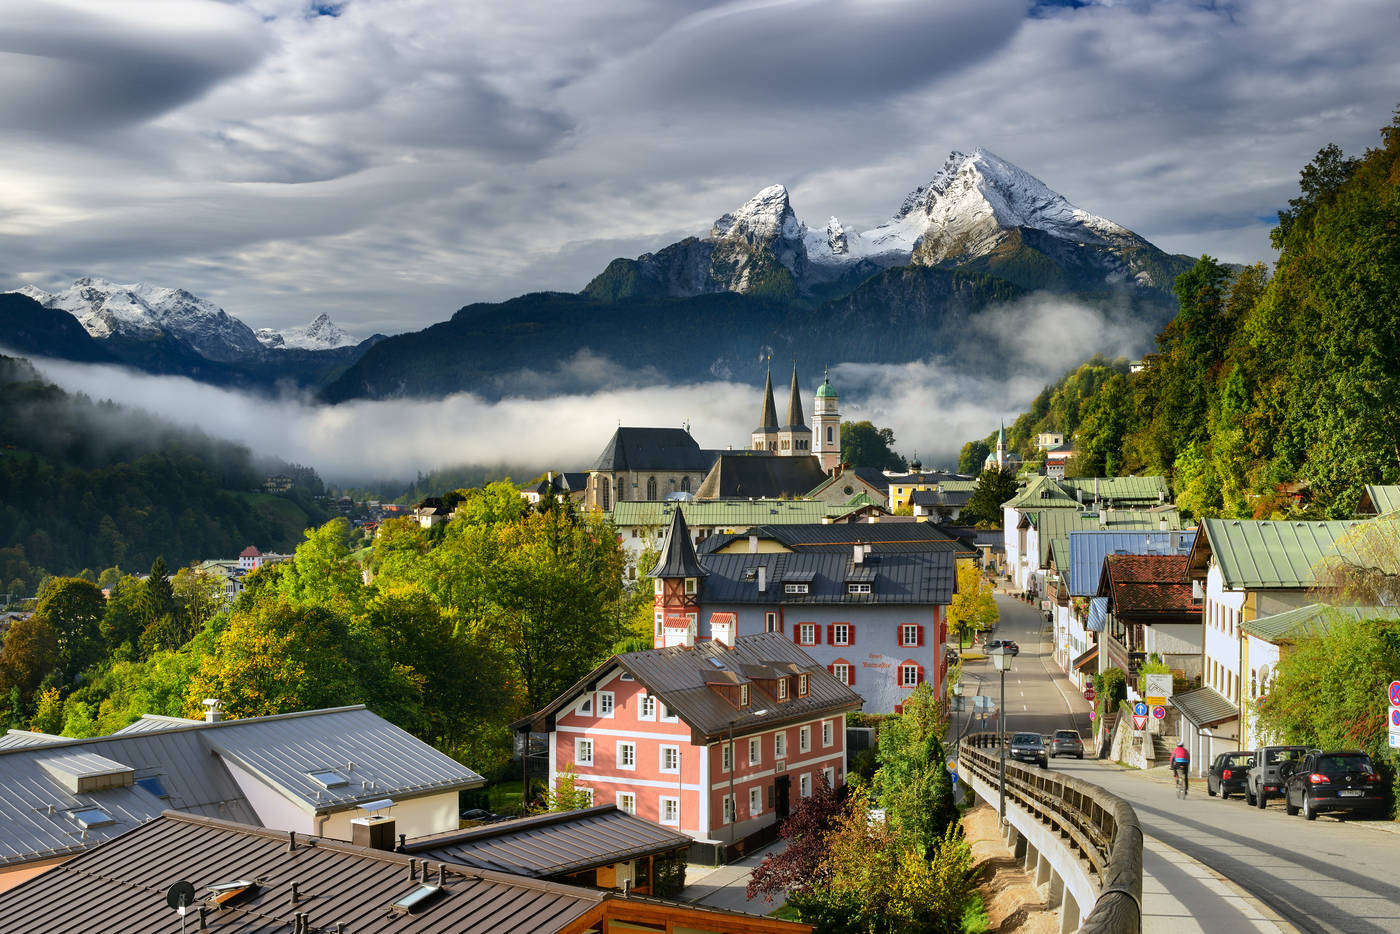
(812, 368), (841, 472)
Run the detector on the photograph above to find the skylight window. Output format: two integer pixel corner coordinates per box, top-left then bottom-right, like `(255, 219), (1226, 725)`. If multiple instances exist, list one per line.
(309, 769), (348, 789)
(707, 657), (725, 668)
(205, 880), (259, 908)
(71, 807), (113, 829)
(135, 777), (168, 799)
(390, 883), (445, 915)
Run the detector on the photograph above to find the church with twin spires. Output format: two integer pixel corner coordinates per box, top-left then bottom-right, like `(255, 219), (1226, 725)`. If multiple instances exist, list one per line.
(751, 360), (842, 472)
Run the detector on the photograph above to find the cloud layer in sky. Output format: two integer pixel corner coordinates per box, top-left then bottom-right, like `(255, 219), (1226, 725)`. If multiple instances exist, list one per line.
(2, 0), (1398, 336)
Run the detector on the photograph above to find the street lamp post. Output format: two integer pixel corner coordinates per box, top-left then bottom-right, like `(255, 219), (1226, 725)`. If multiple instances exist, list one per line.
(951, 679), (965, 761)
(989, 645), (1014, 822)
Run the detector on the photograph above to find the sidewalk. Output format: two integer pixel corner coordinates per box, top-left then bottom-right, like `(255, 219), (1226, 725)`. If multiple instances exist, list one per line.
(679, 842), (786, 915)
(1141, 837), (1293, 933)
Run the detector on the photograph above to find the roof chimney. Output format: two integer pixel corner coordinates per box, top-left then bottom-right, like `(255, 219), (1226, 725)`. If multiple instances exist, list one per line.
(853, 543), (864, 565)
(748, 534), (758, 553)
(756, 566), (767, 592)
(202, 698), (224, 723)
(351, 814), (396, 851)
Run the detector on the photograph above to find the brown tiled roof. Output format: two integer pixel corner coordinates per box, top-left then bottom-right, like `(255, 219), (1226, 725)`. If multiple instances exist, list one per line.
(1097, 554), (1202, 618)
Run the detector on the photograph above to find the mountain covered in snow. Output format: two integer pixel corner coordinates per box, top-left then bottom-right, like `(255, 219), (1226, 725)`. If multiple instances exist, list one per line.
(15, 277), (266, 363)
(255, 313), (360, 351)
(585, 148), (1190, 301)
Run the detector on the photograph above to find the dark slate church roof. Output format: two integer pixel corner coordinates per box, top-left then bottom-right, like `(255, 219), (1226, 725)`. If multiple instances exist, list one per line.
(695, 454), (827, 500)
(588, 427), (714, 472)
(699, 522), (975, 557)
(699, 551), (955, 605)
(649, 509), (707, 579)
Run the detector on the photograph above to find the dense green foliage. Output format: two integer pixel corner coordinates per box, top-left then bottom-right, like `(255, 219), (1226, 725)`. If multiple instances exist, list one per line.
(1255, 613), (1400, 817)
(966, 112), (1400, 518)
(840, 420), (906, 471)
(959, 467), (1019, 527)
(0, 356), (328, 589)
(0, 485), (642, 779)
(956, 441), (989, 475)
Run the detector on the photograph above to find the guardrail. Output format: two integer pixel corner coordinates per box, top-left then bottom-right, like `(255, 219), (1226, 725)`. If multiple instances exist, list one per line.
(961, 732), (1142, 934)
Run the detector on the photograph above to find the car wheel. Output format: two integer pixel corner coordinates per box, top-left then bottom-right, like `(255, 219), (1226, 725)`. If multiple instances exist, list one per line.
(1207, 781), (1217, 797)
(1303, 796), (1316, 820)
(1285, 792), (1299, 816)
(1257, 791), (1268, 809)
(1077, 753), (1084, 760)
(1245, 788), (1256, 806)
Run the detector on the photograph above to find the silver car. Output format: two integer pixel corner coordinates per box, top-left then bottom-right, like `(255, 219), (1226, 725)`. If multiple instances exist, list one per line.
(1049, 729), (1084, 759)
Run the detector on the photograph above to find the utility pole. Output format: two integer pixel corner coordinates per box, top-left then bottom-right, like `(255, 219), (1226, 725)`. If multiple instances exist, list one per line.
(990, 645), (1013, 822)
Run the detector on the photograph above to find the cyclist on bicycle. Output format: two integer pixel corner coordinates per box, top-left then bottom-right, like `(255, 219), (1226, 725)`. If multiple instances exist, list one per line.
(1170, 742), (1191, 794)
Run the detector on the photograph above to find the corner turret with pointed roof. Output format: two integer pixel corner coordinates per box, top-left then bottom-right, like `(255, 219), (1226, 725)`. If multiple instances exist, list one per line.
(648, 507), (708, 580)
(773, 358), (812, 457)
(784, 359), (806, 430)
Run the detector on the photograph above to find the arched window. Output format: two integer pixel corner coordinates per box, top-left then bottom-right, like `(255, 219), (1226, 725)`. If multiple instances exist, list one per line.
(616, 477), (625, 502)
(599, 477), (609, 510)
(826, 426), (833, 444)
(681, 476), (691, 493)
(647, 476), (658, 500)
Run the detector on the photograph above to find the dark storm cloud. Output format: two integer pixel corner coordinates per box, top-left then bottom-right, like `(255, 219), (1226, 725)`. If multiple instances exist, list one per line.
(0, 1), (267, 133)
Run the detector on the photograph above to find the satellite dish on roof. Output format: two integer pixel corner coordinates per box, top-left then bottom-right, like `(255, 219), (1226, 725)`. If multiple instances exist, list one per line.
(166, 880), (196, 915)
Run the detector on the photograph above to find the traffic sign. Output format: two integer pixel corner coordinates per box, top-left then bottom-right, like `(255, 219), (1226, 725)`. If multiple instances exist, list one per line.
(1133, 701), (1148, 717)
(1151, 705), (1167, 720)
(1132, 714), (1148, 730)
(1389, 681), (1400, 706)
(1389, 706), (1400, 729)
(1089, 710), (1096, 721)
(1390, 731), (1400, 750)
(1145, 674), (1174, 699)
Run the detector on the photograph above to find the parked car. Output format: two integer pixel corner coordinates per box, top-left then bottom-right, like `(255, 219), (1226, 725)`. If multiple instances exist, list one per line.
(1010, 732), (1049, 768)
(1049, 729), (1085, 759)
(986, 639), (1021, 656)
(1247, 745), (1309, 808)
(1283, 750), (1387, 820)
(1206, 751), (1254, 799)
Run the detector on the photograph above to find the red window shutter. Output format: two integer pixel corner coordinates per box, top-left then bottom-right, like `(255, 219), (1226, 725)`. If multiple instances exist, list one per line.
(827, 663), (835, 676)
(916, 664), (925, 685)
(848, 623), (855, 645)
(847, 666), (855, 686)
(793, 627), (801, 644)
(916, 625), (925, 647)
(826, 624), (834, 644)
(894, 704), (903, 715)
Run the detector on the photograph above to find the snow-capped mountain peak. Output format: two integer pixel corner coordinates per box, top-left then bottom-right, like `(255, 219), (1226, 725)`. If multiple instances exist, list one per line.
(255, 313), (360, 351)
(710, 184), (802, 246)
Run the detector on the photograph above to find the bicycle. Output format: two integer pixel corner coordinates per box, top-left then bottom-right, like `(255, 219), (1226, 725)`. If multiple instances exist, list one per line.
(1173, 766), (1189, 799)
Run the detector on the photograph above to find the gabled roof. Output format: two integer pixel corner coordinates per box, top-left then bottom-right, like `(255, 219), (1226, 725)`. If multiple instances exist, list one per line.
(0, 729), (66, 749)
(1063, 530), (1197, 597)
(1171, 686), (1237, 728)
(695, 453), (827, 500)
(1096, 555), (1201, 619)
(1002, 475), (1078, 510)
(1189, 518), (1367, 589)
(1242, 603), (1399, 645)
(698, 522), (973, 557)
(0, 706), (484, 868)
(588, 427), (713, 472)
(110, 714), (200, 735)
(1358, 484), (1400, 515)
(405, 805), (690, 877)
(518, 634), (860, 744)
(699, 551), (956, 606)
(1060, 476), (1169, 502)
(649, 508), (707, 579)
(610, 499), (855, 528)
(910, 488), (974, 508)
(807, 467), (889, 502)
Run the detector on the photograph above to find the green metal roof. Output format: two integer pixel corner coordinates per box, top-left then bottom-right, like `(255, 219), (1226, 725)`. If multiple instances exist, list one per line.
(1060, 476), (1169, 501)
(935, 479), (979, 493)
(1361, 485), (1400, 515)
(610, 499), (856, 528)
(1002, 476), (1079, 510)
(1243, 603), (1399, 644)
(845, 491), (880, 508)
(1199, 518), (1368, 590)
(1032, 508), (1185, 567)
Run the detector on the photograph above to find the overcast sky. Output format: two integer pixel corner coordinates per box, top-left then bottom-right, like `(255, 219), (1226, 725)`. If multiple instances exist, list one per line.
(3, 0), (1398, 336)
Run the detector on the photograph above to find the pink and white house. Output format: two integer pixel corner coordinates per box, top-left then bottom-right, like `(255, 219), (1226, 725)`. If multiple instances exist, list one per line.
(516, 632), (861, 852)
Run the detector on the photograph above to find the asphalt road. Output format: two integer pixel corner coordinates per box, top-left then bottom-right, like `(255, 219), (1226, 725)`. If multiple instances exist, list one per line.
(957, 593), (1400, 934)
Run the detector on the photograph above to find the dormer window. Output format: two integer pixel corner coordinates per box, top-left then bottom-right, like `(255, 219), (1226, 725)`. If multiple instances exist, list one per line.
(784, 583), (809, 594)
(847, 582), (871, 595)
(777, 678), (788, 701)
(798, 674), (809, 697)
(685, 578), (697, 595)
(740, 684), (750, 707)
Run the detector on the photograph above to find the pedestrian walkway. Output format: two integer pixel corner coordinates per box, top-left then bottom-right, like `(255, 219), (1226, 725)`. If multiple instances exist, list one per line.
(679, 842), (786, 915)
(1142, 837), (1292, 933)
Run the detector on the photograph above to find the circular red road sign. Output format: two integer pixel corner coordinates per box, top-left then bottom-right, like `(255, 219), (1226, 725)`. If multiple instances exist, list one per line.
(1391, 708), (1400, 729)
(1389, 680), (1400, 706)
(1151, 705), (1167, 720)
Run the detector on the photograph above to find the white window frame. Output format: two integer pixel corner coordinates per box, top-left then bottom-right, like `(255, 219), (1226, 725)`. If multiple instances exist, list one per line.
(722, 794), (736, 824)
(847, 583), (871, 595)
(685, 577), (697, 595)
(659, 702), (679, 724)
(721, 743), (732, 772)
(660, 744), (680, 773)
(598, 691), (614, 718)
(822, 720), (833, 747)
(579, 786), (594, 806)
(749, 786), (762, 817)
(799, 725), (811, 753)
(578, 696), (593, 716)
(765, 611), (778, 632)
(775, 732), (787, 759)
(832, 623), (850, 645)
(784, 583), (809, 595)
(617, 741), (636, 770)
(799, 623), (816, 645)
(654, 611), (663, 637)
(799, 773), (811, 798)
(901, 624), (919, 647)
(823, 766), (835, 789)
(638, 693), (656, 720)
(900, 664), (919, 687)
(659, 796), (680, 826)
(575, 738), (594, 766)
(617, 791), (636, 815)
(740, 684), (750, 707)
(748, 736), (761, 766)
(654, 579), (663, 595)
(799, 674), (809, 696)
(777, 678), (789, 700)
(832, 662), (850, 685)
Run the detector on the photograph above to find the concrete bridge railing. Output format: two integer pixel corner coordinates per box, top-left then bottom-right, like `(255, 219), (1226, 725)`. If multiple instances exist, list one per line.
(958, 733), (1142, 934)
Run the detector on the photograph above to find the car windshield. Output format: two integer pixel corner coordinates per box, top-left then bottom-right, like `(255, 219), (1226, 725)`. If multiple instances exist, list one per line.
(1316, 754), (1373, 774)
(1055, 731), (1079, 739)
(1265, 748), (1303, 765)
(1013, 733), (1040, 744)
(1225, 755), (1252, 767)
